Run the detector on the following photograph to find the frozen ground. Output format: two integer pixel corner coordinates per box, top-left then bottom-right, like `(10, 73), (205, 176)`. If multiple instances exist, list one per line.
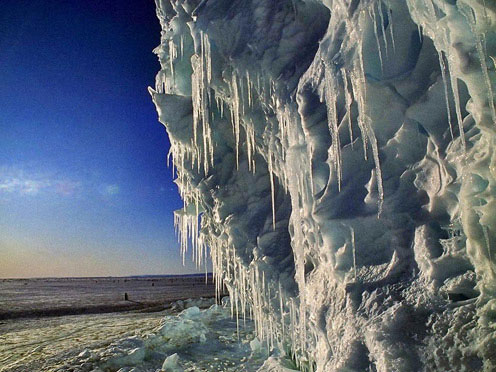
(0, 276), (244, 372)
(0, 302), (290, 372)
(0, 277), (288, 372)
(0, 276), (215, 319)
(0, 310), (167, 371)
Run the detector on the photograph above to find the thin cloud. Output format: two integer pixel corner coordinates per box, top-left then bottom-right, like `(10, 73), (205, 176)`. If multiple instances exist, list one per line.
(0, 166), (81, 197)
(0, 165), (123, 200)
(0, 176), (51, 195)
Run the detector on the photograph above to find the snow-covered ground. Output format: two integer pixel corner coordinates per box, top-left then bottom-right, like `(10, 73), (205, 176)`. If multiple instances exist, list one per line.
(1, 310), (166, 371)
(1, 277), (254, 372)
(1, 301), (292, 372)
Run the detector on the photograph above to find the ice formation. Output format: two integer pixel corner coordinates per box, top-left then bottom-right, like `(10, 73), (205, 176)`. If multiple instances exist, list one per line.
(150, 0), (496, 370)
(61, 302), (271, 372)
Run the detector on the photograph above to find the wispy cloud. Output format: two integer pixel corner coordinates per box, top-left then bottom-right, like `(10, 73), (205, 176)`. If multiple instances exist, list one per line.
(0, 176), (51, 195)
(0, 166), (81, 197)
(0, 165), (124, 201)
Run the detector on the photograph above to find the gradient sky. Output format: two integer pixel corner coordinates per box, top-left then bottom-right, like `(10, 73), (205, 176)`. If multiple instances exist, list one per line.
(0, 0), (202, 278)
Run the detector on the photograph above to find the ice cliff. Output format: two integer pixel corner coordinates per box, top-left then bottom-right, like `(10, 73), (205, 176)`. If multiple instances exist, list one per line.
(149, 0), (496, 370)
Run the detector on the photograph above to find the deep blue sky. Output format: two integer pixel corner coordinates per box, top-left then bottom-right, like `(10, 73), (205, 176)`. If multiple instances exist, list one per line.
(0, 0), (200, 277)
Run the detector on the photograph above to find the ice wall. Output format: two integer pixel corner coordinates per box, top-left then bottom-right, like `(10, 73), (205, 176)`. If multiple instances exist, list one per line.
(149, 0), (496, 370)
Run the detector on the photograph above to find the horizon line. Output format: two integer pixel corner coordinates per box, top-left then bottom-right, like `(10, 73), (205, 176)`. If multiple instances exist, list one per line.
(0, 272), (214, 280)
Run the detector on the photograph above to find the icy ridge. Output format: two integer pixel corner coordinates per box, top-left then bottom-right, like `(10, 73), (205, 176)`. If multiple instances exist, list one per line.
(150, 0), (496, 370)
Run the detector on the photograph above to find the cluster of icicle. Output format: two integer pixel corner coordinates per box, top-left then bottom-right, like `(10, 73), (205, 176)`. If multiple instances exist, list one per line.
(150, 0), (496, 370)
(407, 0), (496, 291)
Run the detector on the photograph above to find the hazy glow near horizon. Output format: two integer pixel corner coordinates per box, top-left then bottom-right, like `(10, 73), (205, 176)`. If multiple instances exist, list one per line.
(1, 238), (199, 279)
(0, 0), (201, 278)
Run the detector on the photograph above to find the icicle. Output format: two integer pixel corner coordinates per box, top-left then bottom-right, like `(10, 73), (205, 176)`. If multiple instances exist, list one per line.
(416, 23), (423, 45)
(449, 73), (466, 151)
(351, 45), (384, 215)
(246, 124), (257, 173)
(377, 1), (389, 57)
(231, 72), (241, 169)
(279, 281), (285, 337)
(290, 298), (296, 358)
(469, 12), (496, 125)
(370, 4), (384, 75)
(438, 51), (455, 139)
(218, 95), (225, 118)
(351, 227), (357, 281)
(191, 55), (200, 157)
(251, 125), (256, 172)
(204, 32), (212, 84)
(239, 73), (246, 117)
(387, 4), (396, 53)
(324, 67), (342, 190)
(169, 38), (177, 81)
(267, 284), (273, 350)
(268, 152), (276, 230)
(190, 31), (216, 175)
(350, 60), (368, 160)
(167, 147), (173, 168)
(180, 34), (184, 58)
(246, 70), (252, 107)
(235, 287), (240, 338)
(342, 69), (354, 149)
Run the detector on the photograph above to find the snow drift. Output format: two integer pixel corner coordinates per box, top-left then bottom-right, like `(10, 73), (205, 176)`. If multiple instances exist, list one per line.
(149, 0), (496, 370)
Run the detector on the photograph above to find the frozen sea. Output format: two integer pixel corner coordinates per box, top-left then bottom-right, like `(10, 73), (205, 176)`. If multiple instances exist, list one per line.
(0, 275), (216, 320)
(0, 276), (287, 372)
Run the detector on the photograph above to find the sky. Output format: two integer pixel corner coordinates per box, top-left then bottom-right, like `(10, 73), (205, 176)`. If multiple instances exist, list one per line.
(0, 0), (203, 278)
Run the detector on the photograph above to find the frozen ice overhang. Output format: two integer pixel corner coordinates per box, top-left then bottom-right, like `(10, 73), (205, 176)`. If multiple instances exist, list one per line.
(151, 0), (496, 370)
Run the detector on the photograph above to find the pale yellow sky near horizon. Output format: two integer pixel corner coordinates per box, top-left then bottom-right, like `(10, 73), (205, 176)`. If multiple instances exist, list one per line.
(0, 236), (203, 279)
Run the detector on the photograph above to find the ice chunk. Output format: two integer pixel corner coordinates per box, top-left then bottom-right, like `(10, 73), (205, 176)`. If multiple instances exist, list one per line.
(162, 353), (184, 372)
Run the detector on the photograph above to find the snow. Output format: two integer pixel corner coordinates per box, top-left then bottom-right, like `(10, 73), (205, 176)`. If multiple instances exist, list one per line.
(150, 0), (496, 370)
(80, 303), (271, 371)
(0, 310), (166, 371)
(2, 301), (278, 371)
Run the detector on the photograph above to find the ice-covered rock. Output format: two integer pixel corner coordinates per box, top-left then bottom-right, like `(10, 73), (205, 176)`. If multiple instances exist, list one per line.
(151, 0), (496, 370)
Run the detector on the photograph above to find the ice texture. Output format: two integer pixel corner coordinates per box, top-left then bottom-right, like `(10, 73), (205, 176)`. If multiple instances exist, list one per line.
(150, 0), (496, 370)
(62, 304), (271, 372)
